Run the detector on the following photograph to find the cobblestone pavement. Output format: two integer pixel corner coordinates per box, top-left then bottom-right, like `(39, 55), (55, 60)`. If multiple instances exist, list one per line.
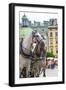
(39, 66), (58, 77)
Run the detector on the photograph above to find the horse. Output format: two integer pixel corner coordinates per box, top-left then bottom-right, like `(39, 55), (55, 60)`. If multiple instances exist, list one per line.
(30, 32), (47, 77)
(19, 31), (47, 78)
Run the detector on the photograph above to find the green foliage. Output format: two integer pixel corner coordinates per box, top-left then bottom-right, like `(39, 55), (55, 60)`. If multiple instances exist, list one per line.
(46, 52), (55, 58)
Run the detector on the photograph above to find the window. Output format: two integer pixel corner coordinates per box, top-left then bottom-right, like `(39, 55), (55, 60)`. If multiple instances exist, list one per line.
(50, 32), (53, 37)
(50, 39), (53, 44)
(56, 39), (58, 44)
(55, 32), (58, 37)
(50, 41), (53, 44)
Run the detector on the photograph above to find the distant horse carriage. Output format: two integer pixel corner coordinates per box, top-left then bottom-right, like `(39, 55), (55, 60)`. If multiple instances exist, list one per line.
(19, 31), (47, 78)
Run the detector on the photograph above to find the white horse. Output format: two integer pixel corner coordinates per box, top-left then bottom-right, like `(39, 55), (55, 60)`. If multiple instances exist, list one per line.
(19, 32), (47, 78)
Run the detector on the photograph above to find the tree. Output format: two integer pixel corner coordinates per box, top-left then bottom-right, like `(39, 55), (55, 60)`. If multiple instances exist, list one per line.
(46, 52), (55, 58)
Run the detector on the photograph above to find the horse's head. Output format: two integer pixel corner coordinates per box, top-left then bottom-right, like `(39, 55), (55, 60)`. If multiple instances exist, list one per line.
(21, 31), (47, 58)
(31, 32), (47, 58)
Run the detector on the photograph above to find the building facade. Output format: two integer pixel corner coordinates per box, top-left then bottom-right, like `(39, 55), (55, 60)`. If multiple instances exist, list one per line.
(48, 19), (58, 57)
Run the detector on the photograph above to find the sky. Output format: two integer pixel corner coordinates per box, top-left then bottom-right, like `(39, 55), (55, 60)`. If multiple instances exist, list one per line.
(19, 11), (58, 24)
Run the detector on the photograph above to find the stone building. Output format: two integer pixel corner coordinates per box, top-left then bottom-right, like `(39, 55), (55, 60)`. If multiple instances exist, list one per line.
(48, 19), (58, 57)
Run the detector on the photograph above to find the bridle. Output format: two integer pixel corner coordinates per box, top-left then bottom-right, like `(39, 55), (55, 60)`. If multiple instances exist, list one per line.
(21, 33), (45, 59)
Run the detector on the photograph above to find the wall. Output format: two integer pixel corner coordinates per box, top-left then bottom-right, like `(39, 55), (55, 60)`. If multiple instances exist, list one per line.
(0, 0), (66, 90)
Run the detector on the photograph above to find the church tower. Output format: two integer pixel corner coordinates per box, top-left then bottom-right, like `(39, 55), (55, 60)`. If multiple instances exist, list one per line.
(22, 14), (29, 27)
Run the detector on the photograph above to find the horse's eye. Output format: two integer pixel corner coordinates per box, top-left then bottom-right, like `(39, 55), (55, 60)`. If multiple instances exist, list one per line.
(36, 35), (38, 37)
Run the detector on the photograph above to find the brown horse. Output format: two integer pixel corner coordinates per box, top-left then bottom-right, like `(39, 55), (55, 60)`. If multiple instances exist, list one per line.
(30, 36), (47, 77)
